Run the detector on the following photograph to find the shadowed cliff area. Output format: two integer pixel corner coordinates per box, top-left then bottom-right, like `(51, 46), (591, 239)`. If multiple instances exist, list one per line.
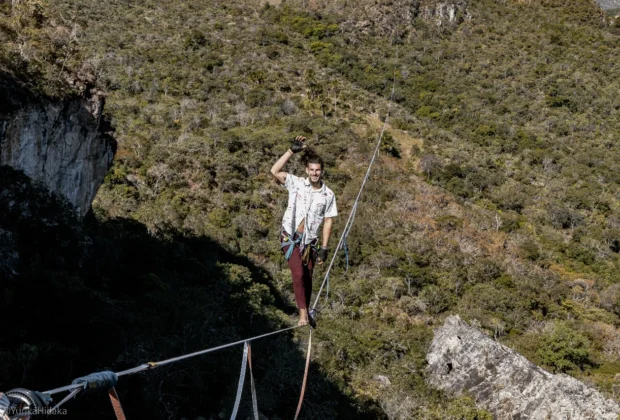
(0, 71), (35, 113)
(0, 165), (384, 419)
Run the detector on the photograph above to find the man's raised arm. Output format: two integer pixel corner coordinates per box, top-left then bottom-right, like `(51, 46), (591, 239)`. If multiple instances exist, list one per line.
(269, 136), (306, 185)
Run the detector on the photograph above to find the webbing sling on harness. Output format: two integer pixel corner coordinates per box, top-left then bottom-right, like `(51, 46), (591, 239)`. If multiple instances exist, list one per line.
(281, 231), (304, 260)
(282, 230), (319, 266)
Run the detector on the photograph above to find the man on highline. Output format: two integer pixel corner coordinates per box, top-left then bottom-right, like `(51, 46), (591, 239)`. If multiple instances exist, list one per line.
(270, 136), (338, 327)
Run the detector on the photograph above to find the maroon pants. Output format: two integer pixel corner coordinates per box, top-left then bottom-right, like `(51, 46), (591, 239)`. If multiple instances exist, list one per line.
(281, 232), (316, 310)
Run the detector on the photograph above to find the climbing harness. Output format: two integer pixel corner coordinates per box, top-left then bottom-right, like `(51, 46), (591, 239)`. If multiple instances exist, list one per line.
(281, 230), (304, 260)
(281, 230), (318, 266)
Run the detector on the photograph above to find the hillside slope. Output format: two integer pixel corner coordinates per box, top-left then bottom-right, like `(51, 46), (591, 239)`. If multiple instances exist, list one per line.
(2, 0), (620, 418)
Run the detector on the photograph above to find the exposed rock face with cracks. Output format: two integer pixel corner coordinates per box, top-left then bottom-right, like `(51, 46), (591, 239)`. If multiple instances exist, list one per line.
(0, 78), (115, 218)
(339, 0), (470, 37)
(426, 315), (620, 419)
(596, 0), (620, 10)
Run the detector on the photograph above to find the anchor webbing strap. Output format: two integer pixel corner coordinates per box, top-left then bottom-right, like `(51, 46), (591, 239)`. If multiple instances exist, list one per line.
(247, 344), (259, 420)
(294, 329), (312, 420)
(230, 342), (249, 420)
(108, 387), (126, 420)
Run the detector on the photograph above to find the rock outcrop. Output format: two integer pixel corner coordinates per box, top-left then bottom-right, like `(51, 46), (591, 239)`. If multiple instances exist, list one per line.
(426, 315), (620, 419)
(0, 77), (115, 218)
(420, 0), (469, 27)
(340, 0), (469, 36)
(596, 0), (620, 10)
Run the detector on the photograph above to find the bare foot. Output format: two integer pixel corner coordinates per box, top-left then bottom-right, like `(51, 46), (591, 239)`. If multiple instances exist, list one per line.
(298, 308), (309, 326)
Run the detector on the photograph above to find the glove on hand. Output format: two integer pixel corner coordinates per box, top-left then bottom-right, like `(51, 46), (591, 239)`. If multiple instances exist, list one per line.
(290, 136), (306, 154)
(317, 247), (328, 263)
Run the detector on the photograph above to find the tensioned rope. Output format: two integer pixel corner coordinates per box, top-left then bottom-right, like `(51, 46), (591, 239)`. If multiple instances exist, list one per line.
(22, 47), (400, 420)
(43, 324), (303, 396)
(311, 53), (398, 312)
(35, 325), (307, 420)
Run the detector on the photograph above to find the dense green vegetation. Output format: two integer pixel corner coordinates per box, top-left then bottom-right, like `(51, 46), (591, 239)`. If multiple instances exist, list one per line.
(0, 0), (83, 98)
(1, 0), (620, 418)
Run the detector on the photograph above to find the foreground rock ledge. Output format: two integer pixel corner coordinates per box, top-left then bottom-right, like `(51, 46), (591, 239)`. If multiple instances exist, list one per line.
(426, 315), (620, 419)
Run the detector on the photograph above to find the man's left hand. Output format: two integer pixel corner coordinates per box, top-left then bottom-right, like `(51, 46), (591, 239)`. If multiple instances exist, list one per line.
(317, 247), (328, 265)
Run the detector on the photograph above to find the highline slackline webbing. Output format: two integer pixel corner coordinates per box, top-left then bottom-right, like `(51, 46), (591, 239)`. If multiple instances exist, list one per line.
(12, 50), (400, 420)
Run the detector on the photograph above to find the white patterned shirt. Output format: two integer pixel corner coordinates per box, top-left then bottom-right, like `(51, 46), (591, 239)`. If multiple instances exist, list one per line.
(281, 174), (337, 244)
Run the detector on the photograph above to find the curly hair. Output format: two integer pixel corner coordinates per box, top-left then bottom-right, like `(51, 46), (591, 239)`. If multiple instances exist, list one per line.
(303, 149), (324, 169)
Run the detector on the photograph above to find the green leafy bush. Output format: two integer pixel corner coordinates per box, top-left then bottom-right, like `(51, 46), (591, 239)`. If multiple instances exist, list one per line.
(537, 323), (594, 373)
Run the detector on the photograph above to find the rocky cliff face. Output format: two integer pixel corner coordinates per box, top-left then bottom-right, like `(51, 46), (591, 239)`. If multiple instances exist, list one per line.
(0, 82), (115, 218)
(597, 0), (620, 10)
(426, 315), (620, 419)
(419, 0), (469, 27)
(344, 0), (469, 36)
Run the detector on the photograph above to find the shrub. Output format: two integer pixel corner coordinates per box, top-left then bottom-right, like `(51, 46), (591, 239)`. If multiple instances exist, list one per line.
(380, 132), (401, 158)
(537, 323), (593, 372)
(420, 285), (454, 314)
(184, 29), (207, 50)
(419, 154), (442, 179)
(435, 215), (463, 231)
